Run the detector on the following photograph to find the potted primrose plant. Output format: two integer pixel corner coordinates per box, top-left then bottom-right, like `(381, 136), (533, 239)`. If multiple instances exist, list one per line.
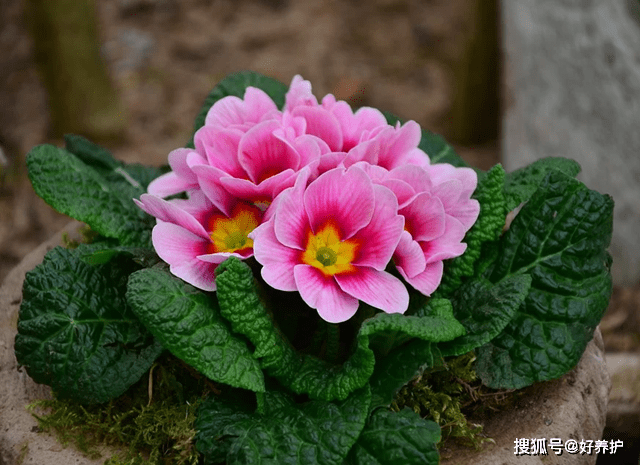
(5, 71), (613, 464)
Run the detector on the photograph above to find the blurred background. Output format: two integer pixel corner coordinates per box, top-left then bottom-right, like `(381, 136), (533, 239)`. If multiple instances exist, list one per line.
(0, 0), (638, 462)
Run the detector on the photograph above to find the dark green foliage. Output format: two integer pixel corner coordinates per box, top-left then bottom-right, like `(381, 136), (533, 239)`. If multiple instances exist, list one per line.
(15, 247), (163, 404)
(436, 164), (507, 296)
(439, 275), (532, 357)
(127, 267), (265, 393)
(476, 171), (613, 388)
(196, 386), (371, 465)
(26, 143), (155, 247)
(502, 157), (580, 211)
(346, 408), (440, 465)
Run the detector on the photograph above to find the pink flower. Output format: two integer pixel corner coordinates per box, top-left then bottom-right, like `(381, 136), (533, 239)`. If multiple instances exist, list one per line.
(284, 75), (430, 173)
(135, 190), (264, 291)
(353, 162), (479, 295)
(187, 119), (327, 215)
(250, 166), (408, 323)
(147, 87), (280, 198)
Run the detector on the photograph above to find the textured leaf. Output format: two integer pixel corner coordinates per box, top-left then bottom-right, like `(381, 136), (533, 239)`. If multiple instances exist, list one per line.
(503, 157), (581, 211)
(64, 134), (167, 192)
(214, 258), (374, 401)
(436, 164), (507, 296)
(438, 275), (532, 357)
(187, 71), (288, 147)
(127, 267), (264, 392)
(360, 300), (465, 344)
(368, 340), (440, 410)
(27, 144), (153, 247)
(196, 386), (371, 465)
(346, 408), (440, 465)
(476, 171), (613, 388)
(382, 111), (468, 167)
(14, 247), (163, 404)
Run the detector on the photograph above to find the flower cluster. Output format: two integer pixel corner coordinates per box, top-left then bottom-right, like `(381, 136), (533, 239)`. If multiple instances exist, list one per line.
(136, 76), (479, 323)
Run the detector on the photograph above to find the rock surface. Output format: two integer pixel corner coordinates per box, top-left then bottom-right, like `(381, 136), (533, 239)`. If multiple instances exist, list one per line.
(440, 328), (610, 465)
(0, 224), (611, 464)
(502, 0), (640, 286)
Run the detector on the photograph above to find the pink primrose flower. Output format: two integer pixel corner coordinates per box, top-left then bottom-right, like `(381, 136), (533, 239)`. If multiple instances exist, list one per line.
(352, 162), (479, 295)
(249, 166), (409, 323)
(283, 75), (432, 174)
(187, 118), (327, 217)
(135, 190), (264, 292)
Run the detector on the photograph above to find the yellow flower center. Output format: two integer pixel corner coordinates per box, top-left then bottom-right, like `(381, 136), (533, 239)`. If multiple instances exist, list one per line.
(209, 204), (261, 253)
(301, 222), (358, 277)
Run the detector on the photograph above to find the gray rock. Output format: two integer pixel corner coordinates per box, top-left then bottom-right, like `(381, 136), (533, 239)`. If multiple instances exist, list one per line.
(502, 0), (640, 286)
(440, 327), (610, 465)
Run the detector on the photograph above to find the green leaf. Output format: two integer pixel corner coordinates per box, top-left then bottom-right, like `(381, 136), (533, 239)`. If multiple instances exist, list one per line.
(14, 247), (163, 404)
(436, 164), (507, 297)
(476, 171), (613, 389)
(127, 267), (265, 392)
(346, 408), (440, 465)
(368, 340), (440, 410)
(196, 386), (371, 465)
(503, 157), (581, 211)
(214, 257), (375, 401)
(187, 71), (288, 148)
(64, 134), (168, 192)
(438, 275), (532, 357)
(360, 300), (465, 345)
(383, 111), (468, 167)
(27, 144), (153, 247)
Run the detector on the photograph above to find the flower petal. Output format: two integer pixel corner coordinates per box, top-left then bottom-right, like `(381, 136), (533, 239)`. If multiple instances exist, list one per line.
(238, 120), (300, 184)
(291, 106), (343, 152)
(151, 222), (218, 291)
(335, 267), (409, 314)
(400, 192), (445, 242)
(147, 171), (197, 198)
(399, 261), (444, 296)
(294, 264), (359, 323)
(188, 163), (236, 217)
(204, 87), (279, 129)
(135, 194), (210, 239)
(273, 169), (311, 250)
(393, 231), (427, 279)
(376, 121), (422, 169)
(421, 216), (468, 264)
(351, 184), (404, 270)
(219, 169), (298, 202)
(430, 179), (480, 231)
(194, 126), (245, 177)
(251, 222), (300, 291)
(304, 166), (374, 239)
(285, 75), (318, 111)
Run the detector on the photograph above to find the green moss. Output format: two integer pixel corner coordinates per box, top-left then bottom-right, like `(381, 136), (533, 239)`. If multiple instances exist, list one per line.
(27, 353), (215, 464)
(16, 441), (29, 465)
(391, 352), (516, 450)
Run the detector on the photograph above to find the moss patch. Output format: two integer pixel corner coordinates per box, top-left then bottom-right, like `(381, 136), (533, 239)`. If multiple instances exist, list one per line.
(27, 353), (216, 464)
(391, 352), (519, 450)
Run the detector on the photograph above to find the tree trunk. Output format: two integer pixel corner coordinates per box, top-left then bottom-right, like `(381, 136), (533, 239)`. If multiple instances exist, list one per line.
(24, 0), (125, 141)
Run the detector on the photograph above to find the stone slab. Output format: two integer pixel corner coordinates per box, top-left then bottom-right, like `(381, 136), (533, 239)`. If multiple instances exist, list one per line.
(502, 0), (640, 286)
